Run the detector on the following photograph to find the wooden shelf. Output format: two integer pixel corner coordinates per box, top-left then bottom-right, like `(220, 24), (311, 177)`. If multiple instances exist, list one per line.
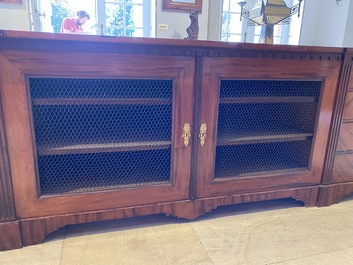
(32, 98), (172, 105)
(215, 166), (308, 179)
(217, 132), (313, 146)
(42, 179), (171, 195)
(38, 140), (171, 156)
(220, 96), (316, 104)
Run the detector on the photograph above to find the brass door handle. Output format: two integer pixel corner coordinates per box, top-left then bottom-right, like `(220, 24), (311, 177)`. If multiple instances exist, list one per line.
(199, 123), (207, 146)
(182, 123), (191, 147)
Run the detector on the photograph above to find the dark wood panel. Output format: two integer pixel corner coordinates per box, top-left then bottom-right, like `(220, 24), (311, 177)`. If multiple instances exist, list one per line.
(3, 51), (192, 78)
(343, 92), (353, 121)
(0, 30), (344, 55)
(0, 221), (22, 250)
(331, 153), (353, 183)
(318, 183), (353, 206)
(20, 186), (319, 247)
(0, 62), (16, 223)
(0, 54), (40, 218)
(322, 54), (352, 184)
(337, 123), (353, 151)
(348, 61), (353, 90)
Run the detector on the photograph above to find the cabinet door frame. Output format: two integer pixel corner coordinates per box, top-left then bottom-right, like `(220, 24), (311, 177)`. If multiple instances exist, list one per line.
(0, 51), (194, 218)
(195, 57), (341, 198)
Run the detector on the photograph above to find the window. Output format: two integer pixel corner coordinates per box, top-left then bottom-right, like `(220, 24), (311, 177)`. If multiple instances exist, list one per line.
(32, 0), (154, 37)
(221, 0), (303, 45)
(221, 0), (244, 42)
(98, 0), (152, 37)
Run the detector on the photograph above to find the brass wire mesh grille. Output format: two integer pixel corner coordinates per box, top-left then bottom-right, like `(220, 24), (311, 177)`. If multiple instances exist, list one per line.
(29, 78), (173, 195)
(215, 80), (322, 178)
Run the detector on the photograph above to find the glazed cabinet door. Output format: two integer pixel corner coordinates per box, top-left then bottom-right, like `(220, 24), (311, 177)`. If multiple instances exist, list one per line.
(0, 51), (194, 218)
(196, 57), (341, 198)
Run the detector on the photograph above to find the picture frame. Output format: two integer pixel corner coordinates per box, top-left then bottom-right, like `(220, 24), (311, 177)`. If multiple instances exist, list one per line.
(162, 0), (202, 13)
(0, 0), (22, 3)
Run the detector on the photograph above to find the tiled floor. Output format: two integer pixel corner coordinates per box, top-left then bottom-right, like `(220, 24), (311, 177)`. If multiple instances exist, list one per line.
(1, 195), (353, 265)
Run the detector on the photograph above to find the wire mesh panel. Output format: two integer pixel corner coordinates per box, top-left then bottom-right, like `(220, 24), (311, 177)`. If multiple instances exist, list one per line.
(215, 79), (322, 178)
(38, 150), (171, 194)
(29, 78), (173, 195)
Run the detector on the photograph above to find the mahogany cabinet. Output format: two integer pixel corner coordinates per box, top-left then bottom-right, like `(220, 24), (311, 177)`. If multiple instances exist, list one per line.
(0, 30), (347, 250)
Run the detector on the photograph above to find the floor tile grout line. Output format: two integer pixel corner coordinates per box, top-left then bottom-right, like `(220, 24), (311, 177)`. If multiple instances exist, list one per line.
(59, 226), (67, 265)
(342, 248), (353, 259)
(187, 220), (216, 265)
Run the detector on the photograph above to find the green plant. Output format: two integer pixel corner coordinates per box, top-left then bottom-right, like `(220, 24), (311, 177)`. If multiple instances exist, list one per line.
(106, 2), (135, 37)
(50, 0), (73, 33)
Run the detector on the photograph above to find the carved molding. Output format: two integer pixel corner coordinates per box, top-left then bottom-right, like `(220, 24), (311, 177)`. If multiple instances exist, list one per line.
(318, 183), (353, 206)
(0, 96), (16, 222)
(323, 53), (353, 184)
(0, 38), (344, 62)
(20, 186), (319, 246)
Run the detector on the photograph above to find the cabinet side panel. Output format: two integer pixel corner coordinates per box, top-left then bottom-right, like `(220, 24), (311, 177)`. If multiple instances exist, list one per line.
(319, 53), (353, 206)
(0, 59), (16, 222)
(342, 92), (353, 121)
(332, 154), (353, 183)
(0, 221), (22, 250)
(322, 54), (353, 184)
(337, 123), (353, 151)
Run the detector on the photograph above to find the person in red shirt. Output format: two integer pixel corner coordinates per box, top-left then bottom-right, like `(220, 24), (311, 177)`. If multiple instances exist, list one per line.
(61, 10), (90, 34)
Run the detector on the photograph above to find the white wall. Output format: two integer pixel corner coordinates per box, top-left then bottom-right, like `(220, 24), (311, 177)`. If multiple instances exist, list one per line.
(0, 1), (30, 31)
(343, 0), (353, 47)
(300, 0), (351, 47)
(207, 0), (222, 41)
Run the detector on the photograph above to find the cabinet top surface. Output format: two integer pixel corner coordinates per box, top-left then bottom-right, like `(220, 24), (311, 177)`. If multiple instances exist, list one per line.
(0, 30), (344, 54)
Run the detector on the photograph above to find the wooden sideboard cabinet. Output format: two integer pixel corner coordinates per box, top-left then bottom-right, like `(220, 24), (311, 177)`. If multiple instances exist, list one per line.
(0, 30), (347, 250)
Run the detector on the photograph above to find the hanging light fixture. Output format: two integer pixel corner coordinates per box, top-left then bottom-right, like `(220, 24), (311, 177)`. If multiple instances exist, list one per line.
(238, 0), (304, 44)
